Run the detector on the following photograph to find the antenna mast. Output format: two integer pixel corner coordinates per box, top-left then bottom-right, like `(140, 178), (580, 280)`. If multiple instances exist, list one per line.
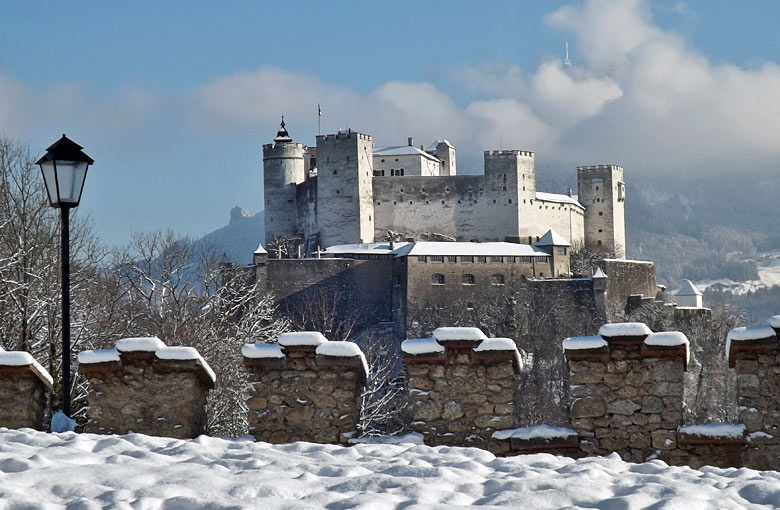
(564, 36), (572, 67)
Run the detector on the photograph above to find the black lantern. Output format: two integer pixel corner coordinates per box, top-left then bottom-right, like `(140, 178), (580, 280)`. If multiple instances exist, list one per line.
(36, 134), (94, 420)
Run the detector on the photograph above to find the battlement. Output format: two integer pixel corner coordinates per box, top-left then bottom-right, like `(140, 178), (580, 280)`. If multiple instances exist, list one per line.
(262, 142), (305, 154)
(316, 131), (372, 142)
(577, 164), (622, 172)
(484, 150), (535, 158)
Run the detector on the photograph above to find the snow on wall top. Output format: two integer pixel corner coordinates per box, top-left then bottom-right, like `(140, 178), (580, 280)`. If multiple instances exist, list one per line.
(644, 332), (689, 347)
(726, 324), (777, 361)
(0, 350), (54, 386)
(278, 332), (328, 347)
(534, 192), (583, 209)
(156, 346), (216, 384)
(242, 343), (285, 359)
(401, 337), (445, 355)
(78, 348), (121, 364)
(374, 145), (440, 162)
(492, 424), (577, 441)
(473, 338), (516, 352)
(433, 327), (488, 342)
(562, 335), (608, 351)
(316, 341), (369, 376)
(768, 315), (780, 328)
(116, 337), (166, 352)
(598, 322), (652, 337)
(678, 423), (746, 439)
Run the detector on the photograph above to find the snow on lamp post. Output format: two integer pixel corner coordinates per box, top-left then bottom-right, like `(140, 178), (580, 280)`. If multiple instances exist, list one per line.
(36, 134), (94, 419)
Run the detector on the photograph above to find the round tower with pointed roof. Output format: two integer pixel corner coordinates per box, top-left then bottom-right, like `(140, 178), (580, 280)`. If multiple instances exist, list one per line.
(262, 117), (306, 248)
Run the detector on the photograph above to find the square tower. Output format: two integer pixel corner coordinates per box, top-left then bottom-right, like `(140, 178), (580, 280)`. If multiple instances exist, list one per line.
(483, 150), (534, 242)
(577, 165), (626, 258)
(315, 130), (375, 248)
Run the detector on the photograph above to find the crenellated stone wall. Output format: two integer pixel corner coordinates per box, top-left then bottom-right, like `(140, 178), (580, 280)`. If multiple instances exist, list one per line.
(0, 349), (52, 430)
(78, 337), (214, 438)
(402, 328), (521, 454)
(243, 332), (367, 444)
(564, 323), (688, 463)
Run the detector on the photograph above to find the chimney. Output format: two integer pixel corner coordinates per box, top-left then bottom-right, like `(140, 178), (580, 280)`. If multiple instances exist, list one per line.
(408, 137), (414, 147)
(420, 144), (424, 151)
(567, 188), (573, 197)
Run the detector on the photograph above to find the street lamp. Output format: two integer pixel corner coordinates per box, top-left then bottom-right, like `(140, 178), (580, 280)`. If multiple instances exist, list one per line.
(36, 134), (94, 418)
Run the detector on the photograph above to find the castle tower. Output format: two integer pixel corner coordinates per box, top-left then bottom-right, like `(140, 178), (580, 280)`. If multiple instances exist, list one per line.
(432, 139), (456, 176)
(577, 164), (626, 258)
(315, 130), (374, 247)
(483, 150), (535, 242)
(262, 118), (306, 248)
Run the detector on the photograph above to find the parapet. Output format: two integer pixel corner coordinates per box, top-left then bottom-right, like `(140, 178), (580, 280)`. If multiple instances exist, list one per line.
(242, 331), (368, 444)
(402, 327), (522, 453)
(577, 164), (623, 172)
(0, 347), (53, 430)
(78, 337), (215, 438)
(262, 142), (306, 157)
(316, 130), (372, 143)
(483, 150), (534, 158)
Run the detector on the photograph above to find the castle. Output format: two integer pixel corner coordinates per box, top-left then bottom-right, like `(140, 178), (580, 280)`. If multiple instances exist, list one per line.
(262, 119), (626, 257)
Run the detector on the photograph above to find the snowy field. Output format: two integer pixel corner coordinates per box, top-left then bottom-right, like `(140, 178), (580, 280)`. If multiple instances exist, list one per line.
(2, 429), (780, 509)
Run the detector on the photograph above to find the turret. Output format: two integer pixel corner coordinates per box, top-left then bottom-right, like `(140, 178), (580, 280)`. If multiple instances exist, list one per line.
(577, 164), (626, 258)
(535, 228), (571, 277)
(262, 118), (306, 250)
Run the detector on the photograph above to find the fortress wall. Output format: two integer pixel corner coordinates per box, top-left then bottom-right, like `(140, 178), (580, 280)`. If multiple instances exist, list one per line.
(243, 337), (367, 444)
(525, 199), (586, 246)
(601, 259), (657, 313)
(295, 178), (318, 243)
(0, 353), (51, 430)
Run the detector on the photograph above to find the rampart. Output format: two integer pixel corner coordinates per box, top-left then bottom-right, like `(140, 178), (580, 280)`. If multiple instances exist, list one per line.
(600, 259), (657, 316)
(78, 337), (214, 438)
(243, 332), (368, 444)
(402, 327), (521, 454)
(0, 347), (52, 430)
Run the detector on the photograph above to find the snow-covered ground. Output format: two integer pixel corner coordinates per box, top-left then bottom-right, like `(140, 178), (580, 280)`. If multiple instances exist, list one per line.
(2, 429), (780, 509)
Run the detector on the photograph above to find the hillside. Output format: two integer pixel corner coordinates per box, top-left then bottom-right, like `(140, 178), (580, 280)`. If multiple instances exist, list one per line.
(196, 207), (264, 265)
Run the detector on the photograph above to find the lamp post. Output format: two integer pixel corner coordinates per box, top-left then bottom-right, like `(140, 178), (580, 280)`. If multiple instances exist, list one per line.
(36, 134), (94, 418)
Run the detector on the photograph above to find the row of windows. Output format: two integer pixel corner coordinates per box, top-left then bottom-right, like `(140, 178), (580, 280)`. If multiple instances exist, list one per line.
(373, 169), (406, 176)
(417, 255), (548, 264)
(431, 273), (505, 285)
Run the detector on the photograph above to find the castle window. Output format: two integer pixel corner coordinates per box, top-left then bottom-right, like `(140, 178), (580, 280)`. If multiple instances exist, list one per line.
(400, 188), (404, 193)
(421, 187), (425, 192)
(503, 186), (507, 191)
(461, 256), (473, 263)
(599, 212), (603, 216)
(409, 201), (413, 204)
(333, 170), (338, 175)
(377, 201), (381, 205)
(523, 186), (526, 191)
(346, 156), (350, 162)
(596, 186), (599, 190)
(431, 274), (445, 285)
(336, 190), (340, 194)
(393, 201), (397, 205)
(445, 187), (450, 192)
(447, 256), (457, 263)
(477, 256), (487, 263)
(431, 255), (444, 263)
(381, 170), (385, 176)
(462, 274), (475, 285)
(474, 200), (477, 204)
(519, 256), (532, 263)
(395, 158), (399, 162)
(556, 247), (567, 256)
(468, 186), (472, 192)
(401, 169), (405, 176)
(490, 256), (502, 263)
(597, 240), (602, 245)
(441, 200), (445, 204)
(507, 256), (516, 263)
(493, 199), (496, 204)
(490, 274), (505, 285)
(391, 169), (394, 176)
(287, 199), (293, 203)
(508, 199), (512, 204)
(467, 302), (475, 310)
(425, 200), (429, 204)
(374, 171), (381, 177)
(381, 159), (385, 163)
(417, 256), (427, 263)
(598, 229), (603, 233)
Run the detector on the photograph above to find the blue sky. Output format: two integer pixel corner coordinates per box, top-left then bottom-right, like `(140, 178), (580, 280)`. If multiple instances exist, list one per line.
(2, 0), (780, 246)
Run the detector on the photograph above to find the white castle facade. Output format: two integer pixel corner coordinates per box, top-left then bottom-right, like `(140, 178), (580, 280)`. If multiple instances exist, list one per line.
(262, 120), (626, 258)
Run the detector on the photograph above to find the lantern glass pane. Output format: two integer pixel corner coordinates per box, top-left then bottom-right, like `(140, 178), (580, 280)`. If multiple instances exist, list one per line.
(54, 161), (88, 205)
(39, 160), (58, 206)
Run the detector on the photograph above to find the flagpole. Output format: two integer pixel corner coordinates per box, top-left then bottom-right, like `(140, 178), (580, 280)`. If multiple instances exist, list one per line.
(317, 103), (321, 135)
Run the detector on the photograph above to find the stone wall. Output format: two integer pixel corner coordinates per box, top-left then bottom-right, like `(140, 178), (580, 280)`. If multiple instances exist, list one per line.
(0, 350), (52, 430)
(564, 324), (688, 463)
(243, 332), (367, 444)
(402, 328), (521, 454)
(78, 338), (214, 438)
(601, 259), (657, 316)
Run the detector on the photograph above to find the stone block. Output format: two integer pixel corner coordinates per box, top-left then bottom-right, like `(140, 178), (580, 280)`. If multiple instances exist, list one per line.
(608, 399), (641, 416)
(571, 396), (607, 419)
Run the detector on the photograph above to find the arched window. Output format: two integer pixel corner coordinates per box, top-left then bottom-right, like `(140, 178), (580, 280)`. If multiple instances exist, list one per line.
(462, 274), (475, 285)
(491, 274), (505, 286)
(431, 274), (445, 285)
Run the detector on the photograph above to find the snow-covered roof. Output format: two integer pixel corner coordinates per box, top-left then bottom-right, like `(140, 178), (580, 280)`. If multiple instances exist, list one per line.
(0, 350), (54, 387)
(316, 341), (369, 376)
(254, 242), (267, 255)
(534, 229), (571, 247)
(374, 145), (440, 162)
(767, 315), (780, 328)
(593, 267), (607, 279)
(401, 337), (445, 355)
(433, 327), (487, 342)
(598, 322), (653, 337)
(562, 335), (607, 351)
(242, 343), (285, 359)
(426, 139), (454, 150)
(602, 259), (655, 265)
(325, 241), (551, 258)
(535, 192), (583, 208)
(278, 331), (329, 347)
(677, 280), (702, 296)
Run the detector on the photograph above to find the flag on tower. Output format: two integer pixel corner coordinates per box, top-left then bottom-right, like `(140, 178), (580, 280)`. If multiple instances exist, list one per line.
(318, 103), (322, 117)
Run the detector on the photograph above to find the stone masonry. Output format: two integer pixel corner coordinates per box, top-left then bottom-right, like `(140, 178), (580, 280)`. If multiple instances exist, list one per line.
(402, 328), (521, 454)
(243, 333), (368, 444)
(0, 349), (52, 430)
(565, 324), (688, 463)
(727, 319), (780, 470)
(78, 338), (214, 438)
